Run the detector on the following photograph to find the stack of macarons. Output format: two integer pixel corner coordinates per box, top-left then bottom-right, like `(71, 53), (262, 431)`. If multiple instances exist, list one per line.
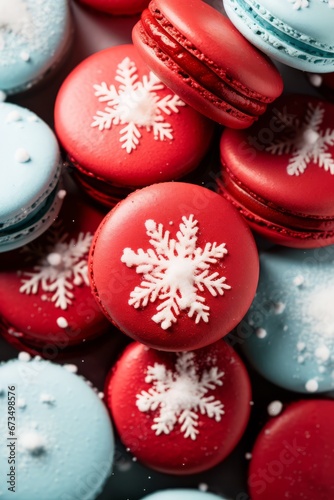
(1, 0), (334, 498)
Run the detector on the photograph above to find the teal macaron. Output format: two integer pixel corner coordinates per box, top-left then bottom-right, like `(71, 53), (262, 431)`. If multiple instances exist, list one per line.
(0, 353), (114, 500)
(223, 0), (334, 72)
(241, 245), (334, 393)
(0, 103), (63, 253)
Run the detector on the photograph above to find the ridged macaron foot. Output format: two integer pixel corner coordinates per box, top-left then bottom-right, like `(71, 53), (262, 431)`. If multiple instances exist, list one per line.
(132, 0), (283, 128)
(0, 103), (63, 252)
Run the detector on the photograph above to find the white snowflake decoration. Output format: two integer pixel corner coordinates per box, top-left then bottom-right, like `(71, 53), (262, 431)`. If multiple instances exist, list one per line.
(121, 214), (231, 330)
(19, 225), (93, 310)
(0, 0), (32, 51)
(136, 351), (225, 440)
(91, 57), (185, 153)
(266, 102), (334, 176)
(288, 0), (334, 9)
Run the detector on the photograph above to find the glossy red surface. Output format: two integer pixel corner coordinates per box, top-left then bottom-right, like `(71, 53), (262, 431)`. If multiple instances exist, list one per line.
(54, 44), (214, 205)
(133, 0), (283, 127)
(89, 182), (259, 351)
(219, 94), (334, 247)
(249, 400), (334, 500)
(77, 0), (149, 15)
(106, 340), (252, 474)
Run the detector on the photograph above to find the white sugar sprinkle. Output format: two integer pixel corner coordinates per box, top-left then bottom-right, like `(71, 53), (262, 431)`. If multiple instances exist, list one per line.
(21, 431), (46, 455)
(20, 50), (30, 62)
(18, 352), (31, 362)
(47, 252), (62, 266)
(274, 302), (285, 314)
(267, 400), (283, 417)
(309, 74), (323, 87)
(64, 364), (78, 374)
(15, 148), (30, 163)
(27, 115), (38, 122)
(303, 129), (320, 145)
(56, 317), (68, 329)
(315, 345), (330, 362)
(6, 110), (21, 123)
(245, 452), (252, 460)
(40, 393), (55, 405)
(57, 189), (67, 200)
(293, 275), (304, 286)
(198, 483), (208, 492)
(297, 342), (306, 352)
(256, 328), (267, 339)
(0, 90), (7, 101)
(305, 379), (319, 393)
(98, 392), (104, 400)
(17, 398), (26, 409)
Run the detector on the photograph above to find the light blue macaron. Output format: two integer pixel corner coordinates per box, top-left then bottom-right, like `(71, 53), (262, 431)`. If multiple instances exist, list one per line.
(0, 0), (72, 95)
(0, 353), (114, 500)
(140, 490), (226, 500)
(241, 245), (334, 393)
(223, 0), (334, 72)
(0, 102), (63, 252)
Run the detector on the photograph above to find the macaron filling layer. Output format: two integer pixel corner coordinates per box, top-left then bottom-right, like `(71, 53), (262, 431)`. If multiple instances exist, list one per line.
(226, 0), (334, 62)
(219, 166), (334, 239)
(139, 4), (271, 122)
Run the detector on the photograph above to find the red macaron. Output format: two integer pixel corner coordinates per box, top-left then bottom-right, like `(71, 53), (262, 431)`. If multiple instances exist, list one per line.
(77, 0), (149, 16)
(0, 192), (111, 353)
(249, 400), (334, 500)
(219, 94), (334, 248)
(106, 340), (252, 474)
(132, 0), (283, 128)
(89, 182), (259, 352)
(55, 44), (215, 207)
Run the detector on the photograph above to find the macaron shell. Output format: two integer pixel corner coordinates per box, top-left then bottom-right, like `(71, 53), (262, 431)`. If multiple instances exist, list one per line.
(241, 246), (334, 393)
(0, 357), (114, 500)
(133, 0), (283, 127)
(55, 44), (214, 188)
(106, 341), (251, 474)
(0, 103), (61, 225)
(0, 0), (72, 94)
(249, 400), (334, 499)
(0, 194), (110, 348)
(78, 0), (149, 15)
(89, 182), (259, 351)
(150, 0), (283, 101)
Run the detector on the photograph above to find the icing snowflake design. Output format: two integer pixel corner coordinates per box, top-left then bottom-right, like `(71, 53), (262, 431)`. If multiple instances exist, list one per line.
(136, 352), (225, 440)
(91, 57), (185, 153)
(288, 0), (334, 9)
(0, 0), (32, 51)
(121, 215), (231, 330)
(266, 102), (334, 176)
(19, 225), (93, 310)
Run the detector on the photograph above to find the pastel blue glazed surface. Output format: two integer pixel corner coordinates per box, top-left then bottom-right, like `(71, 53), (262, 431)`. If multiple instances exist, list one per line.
(0, 0), (71, 94)
(0, 102), (63, 251)
(0, 356), (114, 500)
(141, 490), (226, 500)
(241, 246), (334, 393)
(223, 0), (334, 72)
